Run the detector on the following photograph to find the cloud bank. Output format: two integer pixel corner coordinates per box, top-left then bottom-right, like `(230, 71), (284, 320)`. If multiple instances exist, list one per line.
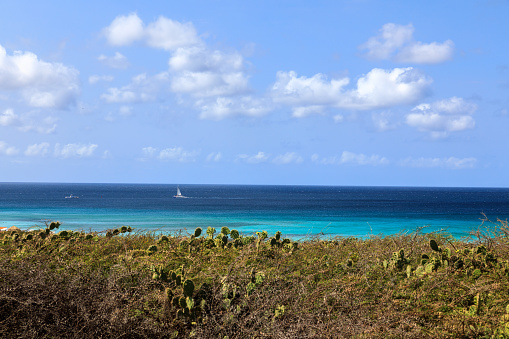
(102, 13), (259, 119)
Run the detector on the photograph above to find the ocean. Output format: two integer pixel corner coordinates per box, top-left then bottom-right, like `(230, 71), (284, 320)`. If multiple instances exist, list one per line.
(1, 183), (508, 239)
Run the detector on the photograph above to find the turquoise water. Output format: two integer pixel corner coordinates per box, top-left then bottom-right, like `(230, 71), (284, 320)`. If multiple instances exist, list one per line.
(1, 183), (508, 239)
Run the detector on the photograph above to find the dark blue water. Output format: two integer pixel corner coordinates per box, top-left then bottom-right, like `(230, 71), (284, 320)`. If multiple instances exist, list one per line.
(1, 183), (508, 239)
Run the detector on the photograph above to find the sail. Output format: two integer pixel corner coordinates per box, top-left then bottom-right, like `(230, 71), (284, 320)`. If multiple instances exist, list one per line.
(176, 187), (181, 196)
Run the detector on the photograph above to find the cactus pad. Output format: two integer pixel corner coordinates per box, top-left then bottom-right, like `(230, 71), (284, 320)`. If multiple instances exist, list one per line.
(183, 279), (195, 297)
(430, 239), (440, 252)
(194, 227), (202, 237)
(230, 229), (240, 239)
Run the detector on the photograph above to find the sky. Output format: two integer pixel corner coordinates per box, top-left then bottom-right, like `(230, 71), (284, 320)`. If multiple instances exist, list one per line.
(0, 0), (508, 187)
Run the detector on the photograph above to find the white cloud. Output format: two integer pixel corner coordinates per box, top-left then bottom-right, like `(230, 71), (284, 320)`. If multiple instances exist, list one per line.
(406, 97), (476, 138)
(0, 108), (18, 126)
(361, 23), (414, 60)
(20, 116), (58, 134)
(292, 105), (325, 118)
(97, 52), (129, 69)
(360, 23), (454, 64)
(24, 142), (50, 156)
(89, 75), (114, 84)
(273, 152), (303, 165)
(145, 16), (200, 50)
(54, 143), (98, 158)
(101, 14), (253, 119)
(396, 40), (455, 64)
(102, 13), (144, 46)
(0, 44), (80, 109)
(101, 72), (169, 103)
(340, 151), (389, 165)
(141, 146), (199, 162)
(169, 46), (250, 99)
(0, 141), (19, 156)
(0, 108), (57, 134)
(372, 112), (397, 131)
(142, 147), (157, 158)
(102, 13), (199, 50)
(312, 151), (389, 166)
(271, 68), (431, 115)
(350, 68), (431, 109)
(168, 46), (241, 72)
(431, 97), (477, 114)
(197, 96), (271, 120)
(237, 151), (269, 164)
(399, 157), (477, 169)
(311, 154), (338, 165)
(272, 71), (349, 108)
(158, 147), (198, 162)
(206, 152), (222, 162)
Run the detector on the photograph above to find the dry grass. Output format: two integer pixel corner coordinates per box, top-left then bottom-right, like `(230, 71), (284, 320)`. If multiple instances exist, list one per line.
(1, 217), (509, 338)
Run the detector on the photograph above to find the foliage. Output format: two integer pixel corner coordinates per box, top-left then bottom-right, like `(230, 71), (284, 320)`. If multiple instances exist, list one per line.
(2, 218), (509, 337)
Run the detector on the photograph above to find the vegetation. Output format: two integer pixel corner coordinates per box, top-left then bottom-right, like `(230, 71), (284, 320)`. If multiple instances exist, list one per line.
(1, 217), (509, 338)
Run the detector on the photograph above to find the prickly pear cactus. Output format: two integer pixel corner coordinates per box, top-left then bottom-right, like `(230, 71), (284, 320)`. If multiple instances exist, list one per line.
(183, 279), (195, 297)
(476, 245), (487, 255)
(256, 231), (268, 240)
(275, 231), (281, 241)
(179, 296), (187, 308)
(172, 296), (180, 308)
(58, 230), (69, 238)
(430, 239), (440, 252)
(194, 227), (202, 238)
(388, 249), (410, 271)
(415, 265), (425, 277)
(246, 282), (256, 296)
(158, 235), (169, 243)
(406, 265), (412, 278)
(49, 221), (61, 230)
(233, 238), (243, 248)
(206, 227), (216, 239)
(147, 245), (158, 255)
(230, 229), (240, 239)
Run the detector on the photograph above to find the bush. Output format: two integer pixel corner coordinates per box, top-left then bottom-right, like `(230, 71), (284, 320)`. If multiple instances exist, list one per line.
(2, 220), (509, 337)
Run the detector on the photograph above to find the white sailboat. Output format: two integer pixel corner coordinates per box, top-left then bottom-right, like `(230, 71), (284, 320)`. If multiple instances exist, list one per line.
(173, 186), (186, 198)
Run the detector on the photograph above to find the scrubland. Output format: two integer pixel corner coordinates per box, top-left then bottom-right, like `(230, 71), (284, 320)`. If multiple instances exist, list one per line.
(1, 217), (509, 338)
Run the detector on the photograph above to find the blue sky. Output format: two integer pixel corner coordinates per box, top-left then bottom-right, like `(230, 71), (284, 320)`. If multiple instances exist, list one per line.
(0, 0), (508, 187)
